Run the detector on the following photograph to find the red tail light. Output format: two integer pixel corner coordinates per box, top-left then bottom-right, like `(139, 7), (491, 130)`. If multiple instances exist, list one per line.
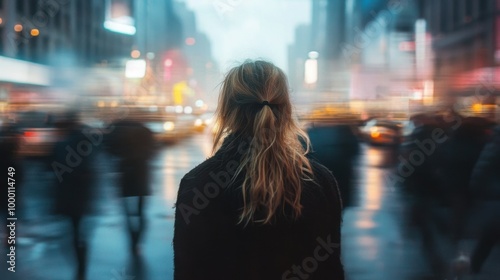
(24, 131), (37, 137)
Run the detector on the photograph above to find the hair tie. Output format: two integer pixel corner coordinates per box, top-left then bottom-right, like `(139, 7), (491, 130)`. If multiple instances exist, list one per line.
(262, 101), (271, 107)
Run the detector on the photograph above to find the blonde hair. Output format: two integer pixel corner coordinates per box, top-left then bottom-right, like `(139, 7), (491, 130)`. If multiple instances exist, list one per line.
(213, 60), (314, 225)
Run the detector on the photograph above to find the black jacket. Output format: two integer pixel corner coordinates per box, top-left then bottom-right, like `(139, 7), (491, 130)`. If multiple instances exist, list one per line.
(173, 134), (344, 280)
(104, 119), (155, 197)
(51, 125), (96, 217)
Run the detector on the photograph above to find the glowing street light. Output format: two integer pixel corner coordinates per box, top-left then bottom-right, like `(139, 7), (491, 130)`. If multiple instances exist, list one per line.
(30, 29), (40, 37)
(125, 59), (146, 78)
(131, 49), (140, 58)
(305, 51), (319, 85)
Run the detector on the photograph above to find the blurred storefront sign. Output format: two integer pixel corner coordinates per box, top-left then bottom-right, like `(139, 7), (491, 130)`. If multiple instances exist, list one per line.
(173, 81), (194, 106)
(104, 0), (136, 35)
(304, 51), (319, 86)
(0, 56), (50, 86)
(125, 59), (147, 78)
(451, 67), (500, 92)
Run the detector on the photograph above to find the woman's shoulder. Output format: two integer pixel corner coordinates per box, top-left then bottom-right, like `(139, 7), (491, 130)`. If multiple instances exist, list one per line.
(182, 155), (224, 179)
(307, 159), (342, 206)
(181, 137), (242, 184)
(178, 154), (229, 199)
(310, 159), (337, 185)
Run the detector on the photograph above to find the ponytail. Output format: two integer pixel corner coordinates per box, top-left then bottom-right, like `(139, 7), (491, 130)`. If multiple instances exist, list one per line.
(213, 60), (314, 226)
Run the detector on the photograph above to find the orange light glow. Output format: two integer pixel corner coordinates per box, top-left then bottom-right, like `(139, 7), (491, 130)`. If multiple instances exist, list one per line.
(370, 128), (380, 138)
(131, 50), (141, 58)
(30, 29), (40, 36)
(14, 24), (23, 32)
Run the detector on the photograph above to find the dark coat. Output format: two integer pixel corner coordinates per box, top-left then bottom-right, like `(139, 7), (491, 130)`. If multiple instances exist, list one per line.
(173, 134), (344, 280)
(470, 125), (500, 198)
(51, 125), (96, 217)
(307, 124), (359, 208)
(105, 120), (155, 197)
(469, 125), (500, 223)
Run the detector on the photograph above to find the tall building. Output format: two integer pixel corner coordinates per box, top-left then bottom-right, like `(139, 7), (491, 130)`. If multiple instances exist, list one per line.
(172, 0), (219, 107)
(0, 0), (134, 66)
(0, 0), (138, 108)
(419, 0), (499, 103)
(0, 0), (219, 109)
(287, 24), (312, 98)
(134, 0), (183, 56)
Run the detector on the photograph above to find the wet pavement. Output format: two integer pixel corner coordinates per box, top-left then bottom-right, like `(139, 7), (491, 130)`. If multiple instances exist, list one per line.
(1, 133), (499, 279)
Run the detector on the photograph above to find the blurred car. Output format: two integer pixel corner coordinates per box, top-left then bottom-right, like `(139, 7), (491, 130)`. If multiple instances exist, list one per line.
(193, 112), (214, 133)
(13, 111), (59, 157)
(301, 106), (363, 126)
(360, 118), (403, 145)
(117, 105), (200, 144)
(143, 113), (199, 143)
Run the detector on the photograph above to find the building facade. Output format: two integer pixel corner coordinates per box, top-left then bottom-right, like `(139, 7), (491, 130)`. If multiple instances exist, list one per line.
(0, 0), (134, 66)
(420, 0), (499, 101)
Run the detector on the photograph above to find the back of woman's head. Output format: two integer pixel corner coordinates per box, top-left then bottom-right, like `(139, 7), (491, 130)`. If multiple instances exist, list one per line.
(213, 60), (314, 226)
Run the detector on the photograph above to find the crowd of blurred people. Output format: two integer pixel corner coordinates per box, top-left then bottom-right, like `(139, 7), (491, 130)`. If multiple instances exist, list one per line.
(0, 110), (156, 280)
(398, 109), (500, 278)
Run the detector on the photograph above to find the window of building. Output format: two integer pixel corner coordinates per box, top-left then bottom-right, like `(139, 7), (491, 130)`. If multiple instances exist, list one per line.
(453, 0), (462, 29)
(464, 0), (473, 22)
(479, 0), (489, 17)
(439, 0), (447, 33)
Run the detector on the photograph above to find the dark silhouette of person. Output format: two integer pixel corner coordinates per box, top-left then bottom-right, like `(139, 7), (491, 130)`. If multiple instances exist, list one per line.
(401, 116), (451, 277)
(469, 125), (500, 273)
(173, 61), (344, 280)
(441, 117), (492, 243)
(104, 118), (155, 255)
(307, 123), (359, 209)
(50, 113), (96, 280)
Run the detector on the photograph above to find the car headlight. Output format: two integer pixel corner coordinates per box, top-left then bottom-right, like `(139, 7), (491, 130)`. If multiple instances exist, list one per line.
(163, 121), (175, 131)
(370, 127), (380, 138)
(184, 106), (193, 114)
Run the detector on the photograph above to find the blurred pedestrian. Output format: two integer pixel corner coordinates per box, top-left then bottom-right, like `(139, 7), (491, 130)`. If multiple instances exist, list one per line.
(173, 60), (344, 280)
(307, 123), (359, 209)
(104, 118), (155, 255)
(441, 117), (492, 243)
(50, 112), (96, 280)
(401, 118), (451, 277)
(469, 125), (500, 274)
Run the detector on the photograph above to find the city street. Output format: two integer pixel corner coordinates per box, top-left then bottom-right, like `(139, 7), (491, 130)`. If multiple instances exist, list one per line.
(1, 132), (499, 280)
(2, 0), (500, 279)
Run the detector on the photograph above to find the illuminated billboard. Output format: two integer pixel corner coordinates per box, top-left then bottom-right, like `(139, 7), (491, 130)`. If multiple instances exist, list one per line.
(104, 0), (136, 35)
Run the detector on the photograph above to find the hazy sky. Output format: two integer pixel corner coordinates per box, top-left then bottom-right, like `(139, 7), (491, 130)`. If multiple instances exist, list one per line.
(183, 0), (311, 74)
